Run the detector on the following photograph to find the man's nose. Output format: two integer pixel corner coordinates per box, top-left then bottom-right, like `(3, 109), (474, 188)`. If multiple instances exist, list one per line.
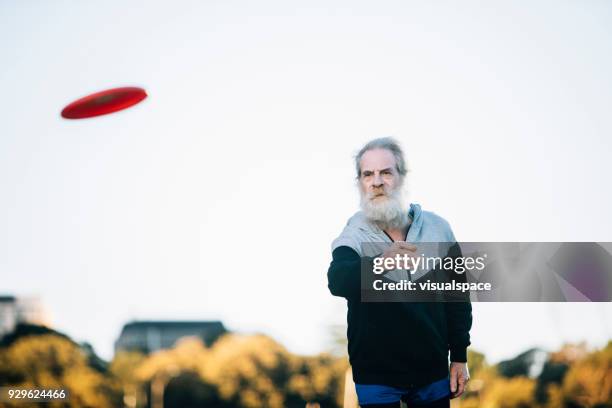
(373, 172), (383, 186)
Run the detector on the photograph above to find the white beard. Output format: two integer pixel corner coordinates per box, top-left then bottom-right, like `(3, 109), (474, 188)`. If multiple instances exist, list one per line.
(360, 187), (409, 231)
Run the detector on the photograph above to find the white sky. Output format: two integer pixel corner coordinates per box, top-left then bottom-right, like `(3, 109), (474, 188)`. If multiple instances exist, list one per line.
(1, 0), (611, 362)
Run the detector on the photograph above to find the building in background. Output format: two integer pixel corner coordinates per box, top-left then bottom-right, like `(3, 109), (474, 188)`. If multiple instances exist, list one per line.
(114, 320), (227, 354)
(0, 296), (18, 339)
(0, 295), (52, 339)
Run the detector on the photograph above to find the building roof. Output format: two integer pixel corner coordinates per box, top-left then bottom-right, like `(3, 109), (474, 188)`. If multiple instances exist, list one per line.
(121, 320), (225, 329)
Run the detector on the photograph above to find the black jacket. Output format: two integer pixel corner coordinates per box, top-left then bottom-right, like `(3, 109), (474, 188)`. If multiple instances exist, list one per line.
(328, 245), (472, 388)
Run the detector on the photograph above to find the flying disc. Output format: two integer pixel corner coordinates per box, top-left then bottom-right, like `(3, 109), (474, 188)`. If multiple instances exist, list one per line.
(61, 87), (147, 119)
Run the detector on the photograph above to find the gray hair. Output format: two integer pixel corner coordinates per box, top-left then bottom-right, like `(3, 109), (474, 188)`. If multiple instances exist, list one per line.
(355, 137), (408, 179)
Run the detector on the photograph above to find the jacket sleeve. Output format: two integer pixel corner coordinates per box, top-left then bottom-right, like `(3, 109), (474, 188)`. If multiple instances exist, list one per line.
(444, 242), (473, 362)
(327, 246), (365, 300)
(445, 301), (472, 362)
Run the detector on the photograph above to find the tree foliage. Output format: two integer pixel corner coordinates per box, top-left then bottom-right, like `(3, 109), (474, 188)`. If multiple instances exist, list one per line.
(561, 341), (611, 408)
(1, 331), (610, 408)
(0, 334), (120, 408)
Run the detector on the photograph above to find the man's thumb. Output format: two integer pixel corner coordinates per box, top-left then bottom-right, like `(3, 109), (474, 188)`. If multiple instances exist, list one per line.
(450, 370), (457, 392)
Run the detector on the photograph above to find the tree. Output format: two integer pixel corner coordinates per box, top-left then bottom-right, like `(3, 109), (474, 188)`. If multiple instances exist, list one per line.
(561, 341), (612, 408)
(109, 351), (147, 408)
(135, 337), (218, 408)
(201, 334), (293, 408)
(467, 349), (487, 377)
(480, 376), (537, 408)
(1, 334), (120, 408)
(164, 371), (229, 408)
(287, 353), (348, 407)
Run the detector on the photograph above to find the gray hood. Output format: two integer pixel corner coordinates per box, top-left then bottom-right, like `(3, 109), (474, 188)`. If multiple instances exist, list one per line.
(331, 203), (457, 281)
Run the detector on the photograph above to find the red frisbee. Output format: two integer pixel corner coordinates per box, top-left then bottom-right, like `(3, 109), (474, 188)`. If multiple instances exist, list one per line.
(61, 86), (147, 119)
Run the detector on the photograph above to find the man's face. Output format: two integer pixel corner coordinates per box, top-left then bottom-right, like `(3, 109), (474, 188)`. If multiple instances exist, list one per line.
(358, 148), (402, 201)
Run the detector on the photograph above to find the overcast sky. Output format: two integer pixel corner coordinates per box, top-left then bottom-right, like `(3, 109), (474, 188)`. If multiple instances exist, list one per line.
(1, 0), (611, 362)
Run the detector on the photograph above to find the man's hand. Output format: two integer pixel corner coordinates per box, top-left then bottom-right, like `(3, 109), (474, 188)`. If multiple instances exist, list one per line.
(378, 242), (417, 271)
(449, 362), (470, 399)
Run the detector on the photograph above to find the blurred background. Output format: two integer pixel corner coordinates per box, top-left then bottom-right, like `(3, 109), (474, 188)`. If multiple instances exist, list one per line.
(1, 0), (611, 407)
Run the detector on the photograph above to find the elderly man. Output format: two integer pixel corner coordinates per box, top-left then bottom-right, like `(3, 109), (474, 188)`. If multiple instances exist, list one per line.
(328, 137), (472, 408)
